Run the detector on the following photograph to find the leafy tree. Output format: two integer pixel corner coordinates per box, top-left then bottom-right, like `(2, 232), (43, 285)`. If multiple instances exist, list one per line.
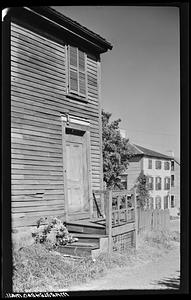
(102, 110), (132, 189)
(136, 170), (150, 208)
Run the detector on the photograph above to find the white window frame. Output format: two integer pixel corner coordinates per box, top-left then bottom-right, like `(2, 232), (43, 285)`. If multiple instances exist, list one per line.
(155, 176), (162, 190)
(164, 176), (170, 190)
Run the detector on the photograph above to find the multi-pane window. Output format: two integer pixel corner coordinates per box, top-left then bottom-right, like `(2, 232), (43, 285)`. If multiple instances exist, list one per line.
(155, 160), (162, 169)
(171, 160), (175, 171)
(171, 195), (175, 208)
(155, 196), (161, 209)
(155, 177), (162, 190)
(164, 196), (169, 209)
(147, 176), (153, 190)
(148, 159), (152, 169)
(164, 161), (170, 170)
(171, 175), (175, 187)
(68, 45), (87, 97)
(164, 177), (170, 190)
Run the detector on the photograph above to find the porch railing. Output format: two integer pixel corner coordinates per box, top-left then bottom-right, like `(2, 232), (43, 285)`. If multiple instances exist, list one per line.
(92, 188), (137, 253)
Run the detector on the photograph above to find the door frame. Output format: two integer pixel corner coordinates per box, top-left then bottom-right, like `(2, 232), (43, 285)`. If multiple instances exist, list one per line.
(61, 114), (92, 221)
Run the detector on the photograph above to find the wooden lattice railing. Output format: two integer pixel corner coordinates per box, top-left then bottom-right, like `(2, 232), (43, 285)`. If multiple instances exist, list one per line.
(92, 188), (137, 252)
(111, 190), (135, 226)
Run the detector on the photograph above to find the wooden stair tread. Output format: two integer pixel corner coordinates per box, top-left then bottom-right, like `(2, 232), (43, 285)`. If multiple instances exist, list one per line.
(65, 219), (105, 228)
(72, 233), (108, 239)
(64, 241), (99, 249)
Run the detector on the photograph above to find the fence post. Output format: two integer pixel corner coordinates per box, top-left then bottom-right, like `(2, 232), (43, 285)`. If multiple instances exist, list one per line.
(105, 189), (112, 254)
(133, 187), (138, 250)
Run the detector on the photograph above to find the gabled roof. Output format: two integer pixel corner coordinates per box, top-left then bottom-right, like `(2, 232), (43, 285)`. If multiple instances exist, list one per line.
(128, 143), (172, 160)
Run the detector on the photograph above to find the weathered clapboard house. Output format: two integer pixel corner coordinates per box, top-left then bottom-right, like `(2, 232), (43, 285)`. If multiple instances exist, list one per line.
(3, 7), (137, 256)
(7, 6), (112, 228)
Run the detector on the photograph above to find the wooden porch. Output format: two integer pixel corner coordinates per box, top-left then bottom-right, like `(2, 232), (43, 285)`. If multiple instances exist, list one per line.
(59, 189), (137, 258)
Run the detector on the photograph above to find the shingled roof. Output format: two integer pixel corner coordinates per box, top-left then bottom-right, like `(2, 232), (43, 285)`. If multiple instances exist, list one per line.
(128, 143), (172, 160)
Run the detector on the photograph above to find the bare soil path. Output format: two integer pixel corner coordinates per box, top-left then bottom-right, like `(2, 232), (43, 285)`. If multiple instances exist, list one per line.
(67, 219), (180, 291)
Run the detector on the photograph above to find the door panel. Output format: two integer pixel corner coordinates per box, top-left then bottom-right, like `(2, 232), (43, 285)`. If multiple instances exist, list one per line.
(65, 133), (89, 215)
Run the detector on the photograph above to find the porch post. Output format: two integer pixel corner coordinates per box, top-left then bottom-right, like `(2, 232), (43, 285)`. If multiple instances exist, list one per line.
(105, 189), (113, 254)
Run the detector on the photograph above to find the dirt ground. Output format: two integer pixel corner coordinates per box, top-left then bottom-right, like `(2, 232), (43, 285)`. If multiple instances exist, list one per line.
(67, 219), (180, 292)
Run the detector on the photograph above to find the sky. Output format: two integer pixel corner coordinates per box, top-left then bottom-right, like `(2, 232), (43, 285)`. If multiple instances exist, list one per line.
(52, 6), (180, 159)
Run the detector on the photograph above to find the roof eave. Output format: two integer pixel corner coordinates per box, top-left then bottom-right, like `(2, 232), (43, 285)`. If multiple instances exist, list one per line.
(29, 6), (113, 53)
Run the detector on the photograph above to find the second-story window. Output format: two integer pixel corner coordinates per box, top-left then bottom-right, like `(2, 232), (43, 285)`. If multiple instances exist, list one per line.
(164, 177), (170, 190)
(68, 45), (87, 97)
(171, 160), (175, 171)
(147, 176), (153, 190)
(155, 160), (161, 169)
(171, 175), (175, 187)
(155, 176), (161, 190)
(148, 159), (152, 169)
(164, 161), (170, 170)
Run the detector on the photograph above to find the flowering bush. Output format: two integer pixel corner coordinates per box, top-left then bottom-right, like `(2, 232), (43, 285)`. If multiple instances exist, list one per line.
(32, 216), (78, 249)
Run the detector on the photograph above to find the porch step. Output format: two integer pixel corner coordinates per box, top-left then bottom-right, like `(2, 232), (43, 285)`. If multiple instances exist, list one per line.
(57, 241), (99, 257)
(65, 219), (106, 235)
(71, 233), (107, 247)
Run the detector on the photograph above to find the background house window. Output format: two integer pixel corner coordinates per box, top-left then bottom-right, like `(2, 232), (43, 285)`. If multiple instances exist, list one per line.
(171, 160), (175, 171)
(68, 45), (87, 97)
(155, 176), (162, 190)
(171, 175), (175, 187)
(171, 195), (175, 208)
(147, 176), (153, 190)
(149, 197), (154, 209)
(164, 177), (170, 190)
(155, 160), (162, 169)
(164, 161), (170, 170)
(148, 159), (152, 169)
(120, 174), (128, 189)
(155, 196), (161, 209)
(164, 196), (169, 209)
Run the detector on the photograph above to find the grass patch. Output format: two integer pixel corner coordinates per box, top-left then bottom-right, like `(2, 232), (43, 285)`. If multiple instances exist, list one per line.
(13, 243), (137, 292)
(13, 229), (180, 292)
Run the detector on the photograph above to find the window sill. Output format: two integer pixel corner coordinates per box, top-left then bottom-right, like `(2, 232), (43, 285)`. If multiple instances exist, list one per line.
(66, 93), (88, 103)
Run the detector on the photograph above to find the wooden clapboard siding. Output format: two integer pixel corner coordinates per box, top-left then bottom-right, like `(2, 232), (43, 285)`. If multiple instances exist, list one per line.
(11, 21), (102, 227)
